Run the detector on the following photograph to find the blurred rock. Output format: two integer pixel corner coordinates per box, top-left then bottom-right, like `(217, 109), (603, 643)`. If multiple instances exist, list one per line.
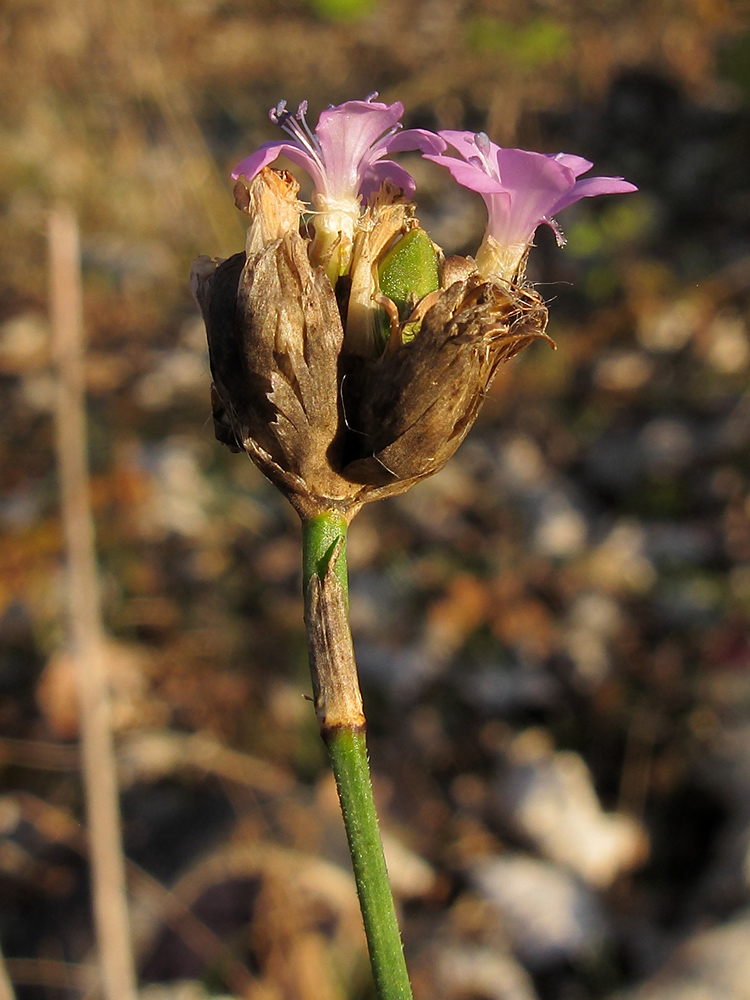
(471, 854), (608, 968)
(613, 911), (750, 1000)
(636, 296), (700, 353)
(640, 418), (694, 475)
(139, 438), (214, 540)
(435, 944), (538, 1000)
(461, 662), (561, 713)
(594, 350), (655, 391)
(495, 730), (647, 888)
(586, 521), (657, 593)
(532, 489), (588, 558)
(135, 350), (207, 410)
(704, 311), (749, 374)
(563, 591), (623, 687)
(0, 313), (48, 374)
(499, 435), (550, 491)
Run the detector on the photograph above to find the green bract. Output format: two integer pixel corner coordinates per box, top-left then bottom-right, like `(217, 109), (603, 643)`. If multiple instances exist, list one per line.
(377, 228), (440, 346)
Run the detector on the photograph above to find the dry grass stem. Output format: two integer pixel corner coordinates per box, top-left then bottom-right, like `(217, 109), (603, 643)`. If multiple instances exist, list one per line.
(0, 946), (17, 1000)
(49, 206), (138, 1000)
(3, 958), (94, 993)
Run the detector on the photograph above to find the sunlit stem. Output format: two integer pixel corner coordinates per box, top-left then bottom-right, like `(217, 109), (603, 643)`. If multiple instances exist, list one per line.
(302, 512), (414, 1000)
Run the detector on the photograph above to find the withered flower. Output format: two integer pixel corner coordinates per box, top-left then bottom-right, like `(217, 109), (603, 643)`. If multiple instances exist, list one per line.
(193, 102), (639, 520)
(192, 159), (550, 521)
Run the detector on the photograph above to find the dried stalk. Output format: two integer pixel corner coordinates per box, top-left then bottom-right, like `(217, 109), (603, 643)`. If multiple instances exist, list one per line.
(0, 945), (17, 1000)
(49, 206), (138, 1000)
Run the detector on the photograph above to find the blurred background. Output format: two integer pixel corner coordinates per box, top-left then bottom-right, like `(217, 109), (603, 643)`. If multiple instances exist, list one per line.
(2, 0), (750, 998)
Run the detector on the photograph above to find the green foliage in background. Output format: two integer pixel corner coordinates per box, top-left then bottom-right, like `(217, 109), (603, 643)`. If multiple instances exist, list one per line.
(465, 16), (571, 66)
(303, 0), (377, 23)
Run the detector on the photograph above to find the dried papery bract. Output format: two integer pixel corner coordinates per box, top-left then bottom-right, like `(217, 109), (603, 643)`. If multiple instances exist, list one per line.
(342, 276), (552, 494)
(192, 168), (360, 519)
(192, 167), (551, 520)
(234, 167), (305, 261)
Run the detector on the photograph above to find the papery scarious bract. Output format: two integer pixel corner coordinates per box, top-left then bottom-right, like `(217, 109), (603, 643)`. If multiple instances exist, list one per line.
(232, 94), (445, 279)
(424, 130), (638, 282)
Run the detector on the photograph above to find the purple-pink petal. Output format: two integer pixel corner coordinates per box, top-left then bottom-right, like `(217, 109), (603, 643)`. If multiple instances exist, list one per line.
(487, 148), (574, 244)
(233, 96), (444, 204)
(382, 128), (446, 156)
(360, 160), (417, 201)
(439, 130), (488, 161)
(314, 99), (405, 194)
(493, 147), (574, 199)
(316, 99), (404, 157)
(422, 153), (505, 194)
(549, 152), (594, 177)
(425, 128), (637, 257)
(550, 174), (639, 215)
(231, 141), (325, 192)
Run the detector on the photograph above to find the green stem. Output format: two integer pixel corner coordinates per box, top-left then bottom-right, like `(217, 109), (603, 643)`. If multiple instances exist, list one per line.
(302, 512), (413, 1000)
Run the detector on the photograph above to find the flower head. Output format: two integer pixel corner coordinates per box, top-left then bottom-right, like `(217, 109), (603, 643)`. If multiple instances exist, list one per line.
(424, 131), (637, 281)
(232, 95), (444, 278)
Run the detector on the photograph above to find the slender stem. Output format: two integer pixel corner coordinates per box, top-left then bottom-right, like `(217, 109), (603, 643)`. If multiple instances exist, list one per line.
(325, 727), (413, 1000)
(49, 206), (138, 1000)
(0, 940), (17, 1000)
(302, 513), (413, 1000)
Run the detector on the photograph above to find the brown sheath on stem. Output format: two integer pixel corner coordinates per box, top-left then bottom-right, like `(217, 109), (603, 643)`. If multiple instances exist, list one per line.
(303, 538), (365, 733)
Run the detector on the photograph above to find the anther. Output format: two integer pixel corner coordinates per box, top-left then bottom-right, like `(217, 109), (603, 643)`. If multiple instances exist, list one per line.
(475, 132), (491, 155)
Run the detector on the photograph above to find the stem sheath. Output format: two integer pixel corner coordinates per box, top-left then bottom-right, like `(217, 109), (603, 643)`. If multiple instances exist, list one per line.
(302, 513), (413, 1000)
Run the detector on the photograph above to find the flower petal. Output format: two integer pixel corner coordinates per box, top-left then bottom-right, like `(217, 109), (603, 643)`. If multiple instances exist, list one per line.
(439, 130), (487, 160)
(550, 175), (639, 214)
(549, 152), (594, 177)
(382, 128), (447, 156)
(314, 99), (405, 196)
(360, 160), (417, 201)
(484, 148), (575, 245)
(422, 153), (506, 194)
(232, 140), (325, 191)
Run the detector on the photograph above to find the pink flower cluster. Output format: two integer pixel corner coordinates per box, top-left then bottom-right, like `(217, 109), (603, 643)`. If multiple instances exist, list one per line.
(232, 95), (637, 281)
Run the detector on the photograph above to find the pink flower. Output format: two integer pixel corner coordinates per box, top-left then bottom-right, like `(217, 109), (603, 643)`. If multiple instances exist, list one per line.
(424, 131), (637, 280)
(233, 94), (442, 202)
(232, 95), (444, 278)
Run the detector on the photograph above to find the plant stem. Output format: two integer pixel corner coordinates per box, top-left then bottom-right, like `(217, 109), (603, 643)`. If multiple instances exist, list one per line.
(302, 512), (413, 1000)
(49, 206), (137, 1000)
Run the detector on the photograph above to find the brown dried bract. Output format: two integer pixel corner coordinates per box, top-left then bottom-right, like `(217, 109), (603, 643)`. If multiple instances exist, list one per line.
(341, 276), (552, 496)
(192, 168), (552, 520)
